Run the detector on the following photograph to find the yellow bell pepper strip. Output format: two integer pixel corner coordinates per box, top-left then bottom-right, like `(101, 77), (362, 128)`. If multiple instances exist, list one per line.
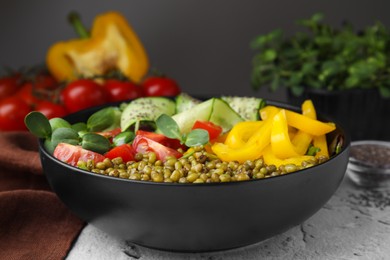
(302, 100), (316, 118)
(211, 118), (273, 163)
(224, 121), (263, 149)
(259, 105), (280, 120)
(284, 110), (336, 136)
(291, 130), (313, 155)
(271, 110), (300, 159)
(211, 142), (265, 163)
(46, 11), (149, 83)
(263, 145), (315, 168)
(290, 100), (314, 155)
(301, 100), (329, 157)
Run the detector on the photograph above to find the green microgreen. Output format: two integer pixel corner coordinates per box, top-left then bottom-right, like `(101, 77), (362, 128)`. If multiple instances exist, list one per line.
(81, 133), (111, 154)
(87, 107), (121, 132)
(24, 111), (52, 138)
(112, 131), (135, 147)
(156, 114), (209, 147)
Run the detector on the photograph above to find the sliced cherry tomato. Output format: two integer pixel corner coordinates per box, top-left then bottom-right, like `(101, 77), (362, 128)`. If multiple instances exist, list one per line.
(35, 100), (68, 119)
(0, 96), (31, 131)
(103, 79), (143, 102)
(136, 130), (184, 150)
(61, 79), (108, 113)
(0, 74), (21, 101)
(132, 135), (182, 161)
(53, 143), (106, 166)
(105, 144), (136, 162)
(141, 76), (181, 97)
(192, 121), (223, 140)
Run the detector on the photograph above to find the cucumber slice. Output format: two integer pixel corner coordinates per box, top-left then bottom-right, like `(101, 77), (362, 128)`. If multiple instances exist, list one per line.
(172, 98), (244, 134)
(175, 93), (201, 113)
(209, 98), (244, 132)
(172, 99), (214, 134)
(221, 96), (266, 121)
(121, 97), (176, 131)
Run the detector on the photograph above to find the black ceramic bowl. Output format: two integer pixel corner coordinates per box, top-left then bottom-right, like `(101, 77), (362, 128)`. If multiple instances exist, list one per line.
(39, 100), (350, 252)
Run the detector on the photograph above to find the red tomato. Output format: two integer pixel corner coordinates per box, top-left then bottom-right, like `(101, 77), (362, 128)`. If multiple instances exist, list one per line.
(103, 79), (143, 102)
(53, 143), (106, 167)
(141, 76), (181, 97)
(132, 135), (182, 161)
(192, 121), (223, 140)
(15, 82), (43, 107)
(0, 96), (31, 131)
(105, 144), (136, 162)
(0, 74), (21, 101)
(35, 100), (68, 119)
(136, 130), (183, 150)
(34, 73), (58, 90)
(61, 79), (108, 113)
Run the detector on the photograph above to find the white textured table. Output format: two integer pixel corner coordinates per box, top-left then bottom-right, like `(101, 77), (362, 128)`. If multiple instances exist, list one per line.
(67, 176), (390, 260)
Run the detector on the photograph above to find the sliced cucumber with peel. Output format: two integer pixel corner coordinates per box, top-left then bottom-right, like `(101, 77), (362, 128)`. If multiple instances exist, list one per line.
(175, 93), (201, 113)
(121, 97), (176, 131)
(172, 98), (244, 133)
(221, 96), (266, 121)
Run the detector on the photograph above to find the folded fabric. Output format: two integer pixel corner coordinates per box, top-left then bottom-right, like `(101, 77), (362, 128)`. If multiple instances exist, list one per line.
(0, 132), (84, 260)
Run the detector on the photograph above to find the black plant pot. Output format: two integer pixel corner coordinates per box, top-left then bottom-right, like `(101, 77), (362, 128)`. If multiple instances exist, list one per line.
(288, 88), (390, 141)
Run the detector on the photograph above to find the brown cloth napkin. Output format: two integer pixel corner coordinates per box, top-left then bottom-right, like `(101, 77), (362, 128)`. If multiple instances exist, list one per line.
(0, 132), (84, 260)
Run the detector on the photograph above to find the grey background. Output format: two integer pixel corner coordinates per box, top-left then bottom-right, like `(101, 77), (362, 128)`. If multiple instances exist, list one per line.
(1, 0), (389, 101)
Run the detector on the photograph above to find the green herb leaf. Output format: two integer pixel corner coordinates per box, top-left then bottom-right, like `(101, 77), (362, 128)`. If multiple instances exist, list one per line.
(112, 131), (135, 146)
(81, 133), (111, 154)
(44, 139), (56, 154)
(185, 129), (209, 147)
(49, 118), (71, 132)
(306, 145), (321, 156)
(24, 111), (52, 138)
(51, 127), (80, 148)
(156, 114), (182, 140)
(87, 107), (121, 132)
(72, 122), (88, 133)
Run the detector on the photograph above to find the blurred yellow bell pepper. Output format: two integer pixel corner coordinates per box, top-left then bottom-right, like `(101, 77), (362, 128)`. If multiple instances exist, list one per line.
(46, 11), (149, 83)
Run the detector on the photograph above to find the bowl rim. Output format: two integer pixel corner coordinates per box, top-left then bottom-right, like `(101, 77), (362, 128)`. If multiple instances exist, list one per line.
(39, 98), (351, 187)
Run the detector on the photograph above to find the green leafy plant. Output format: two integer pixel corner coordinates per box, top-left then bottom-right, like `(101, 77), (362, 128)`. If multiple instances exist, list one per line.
(251, 13), (390, 98)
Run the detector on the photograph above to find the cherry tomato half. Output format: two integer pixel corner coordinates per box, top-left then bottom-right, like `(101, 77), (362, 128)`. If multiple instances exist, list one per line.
(0, 96), (31, 131)
(141, 76), (181, 97)
(53, 143), (106, 167)
(132, 135), (182, 161)
(105, 144), (136, 162)
(192, 120), (223, 140)
(103, 79), (143, 102)
(61, 79), (108, 113)
(136, 130), (184, 150)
